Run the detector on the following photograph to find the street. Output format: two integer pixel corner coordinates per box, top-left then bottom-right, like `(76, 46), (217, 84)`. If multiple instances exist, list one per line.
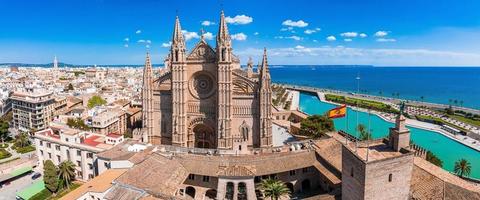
(0, 169), (42, 200)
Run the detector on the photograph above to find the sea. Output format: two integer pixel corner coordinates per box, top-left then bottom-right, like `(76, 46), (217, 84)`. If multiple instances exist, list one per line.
(269, 66), (480, 110)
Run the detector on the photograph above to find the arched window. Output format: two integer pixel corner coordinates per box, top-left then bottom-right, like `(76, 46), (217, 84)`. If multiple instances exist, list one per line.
(239, 121), (249, 141)
(225, 182), (234, 200)
(388, 173), (393, 182)
(238, 182), (247, 200)
(175, 50), (179, 62)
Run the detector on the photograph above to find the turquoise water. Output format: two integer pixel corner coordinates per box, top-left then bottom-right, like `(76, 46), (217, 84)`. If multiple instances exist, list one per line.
(299, 92), (480, 179)
(271, 66), (480, 109)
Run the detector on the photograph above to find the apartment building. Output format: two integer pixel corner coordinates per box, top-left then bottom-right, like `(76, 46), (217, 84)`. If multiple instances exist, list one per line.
(10, 89), (55, 132)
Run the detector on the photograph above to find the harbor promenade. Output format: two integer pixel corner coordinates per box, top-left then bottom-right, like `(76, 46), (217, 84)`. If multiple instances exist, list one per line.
(277, 83), (480, 115)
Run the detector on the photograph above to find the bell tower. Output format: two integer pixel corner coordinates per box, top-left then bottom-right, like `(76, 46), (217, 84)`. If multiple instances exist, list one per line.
(170, 16), (188, 147)
(216, 11), (234, 149)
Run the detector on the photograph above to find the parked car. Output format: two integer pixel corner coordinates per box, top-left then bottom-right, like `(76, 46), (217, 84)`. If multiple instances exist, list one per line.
(31, 172), (41, 180)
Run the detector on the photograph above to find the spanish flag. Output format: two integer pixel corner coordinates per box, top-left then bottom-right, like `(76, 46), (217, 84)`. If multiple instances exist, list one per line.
(327, 104), (347, 119)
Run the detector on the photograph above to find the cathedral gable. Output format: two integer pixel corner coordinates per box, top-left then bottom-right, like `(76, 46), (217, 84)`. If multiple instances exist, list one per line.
(187, 40), (216, 63)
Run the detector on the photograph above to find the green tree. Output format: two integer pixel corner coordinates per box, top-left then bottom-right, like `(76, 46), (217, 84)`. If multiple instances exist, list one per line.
(299, 115), (335, 138)
(454, 159), (472, 178)
(14, 132), (30, 148)
(58, 161), (76, 189)
(357, 124), (372, 141)
(44, 160), (59, 194)
(87, 95), (107, 108)
(0, 120), (9, 145)
(426, 151), (443, 167)
(257, 178), (291, 200)
(66, 118), (90, 130)
(66, 83), (74, 91)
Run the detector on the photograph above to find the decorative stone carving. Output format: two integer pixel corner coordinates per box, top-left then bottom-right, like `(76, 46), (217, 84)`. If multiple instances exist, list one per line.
(217, 165), (256, 177)
(189, 72), (216, 99)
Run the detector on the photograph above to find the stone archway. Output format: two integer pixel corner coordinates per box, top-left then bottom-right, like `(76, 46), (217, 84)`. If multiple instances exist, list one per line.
(185, 186), (196, 198)
(193, 124), (215, 149)
(205, 189), (217, 200)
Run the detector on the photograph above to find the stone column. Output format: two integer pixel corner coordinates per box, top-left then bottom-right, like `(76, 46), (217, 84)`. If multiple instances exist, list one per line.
(233, 182), (238, 200)
(216, 178), (227, 200)
(245, 178), (256, 200)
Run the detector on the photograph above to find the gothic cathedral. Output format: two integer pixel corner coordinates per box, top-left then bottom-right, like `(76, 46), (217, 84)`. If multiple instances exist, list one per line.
(142, 11), (273, 150)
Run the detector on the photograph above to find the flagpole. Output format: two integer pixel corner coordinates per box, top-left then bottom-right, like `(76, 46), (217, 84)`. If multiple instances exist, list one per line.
(345, 105), (349, 145)
(367, 107), (371, 161)
(355, 73), (360, 152)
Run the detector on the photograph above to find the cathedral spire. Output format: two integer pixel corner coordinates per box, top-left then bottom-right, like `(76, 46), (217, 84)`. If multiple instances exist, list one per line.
(171, 16), (186, 63)
(172, 16), (185, 46)
(217, 10), (231, 45)
(142, 52), (154, 143)
(260, 48), (270, 76)
(216, 10), (232, 62)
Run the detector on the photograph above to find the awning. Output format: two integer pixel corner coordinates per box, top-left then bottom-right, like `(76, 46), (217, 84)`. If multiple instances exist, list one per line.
(16, 179), (45, 200)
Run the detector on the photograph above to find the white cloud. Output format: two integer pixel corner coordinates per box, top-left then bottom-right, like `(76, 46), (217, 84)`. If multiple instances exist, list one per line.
(203, 32), (214, 40)
(313, 39), (318, 43)
(235, 46), (480, 66)
(326, 36), (336, 41)
(146, 40), (152, 44)
(304, 28), (320, 34)
(124, 44), (129, 48)
(137, 39), (146, 43)
(124, 37), (129, 42)
(225, 15), (253, 25)
(375, 31), (388, 37)
(376, 38), (396, 42)
(276, 35), (302, 41)
(254, 32), (259, 35)
(340, 32), (358, 37)
(201, 20), (215, 26)
(181, 30), (200, 41)
(161, 42), (172, 48)
(282, 19), (309, 27)
(135, 30), (142, 34)
(359, 33), (367, 38)
(231, 33), (247, 41)
(281, 27), (294, 31)
(146, 44), (150, 48)
(315, 27), (321, 31)
(344, 38), (353, 42)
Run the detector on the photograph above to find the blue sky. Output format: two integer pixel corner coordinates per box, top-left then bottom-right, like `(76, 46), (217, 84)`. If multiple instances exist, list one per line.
(1, 0), (480, 66)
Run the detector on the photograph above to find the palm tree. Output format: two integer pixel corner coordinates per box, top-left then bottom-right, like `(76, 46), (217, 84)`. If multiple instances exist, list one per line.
(58, 161), (76, 189)
(454, 159), (472, 178)
(257, 178), (290, 200)
(15, 132), (30, 148)
(357, 124), (372, 141)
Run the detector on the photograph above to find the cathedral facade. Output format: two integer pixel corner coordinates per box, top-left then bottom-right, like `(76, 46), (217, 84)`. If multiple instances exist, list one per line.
(141, 11), (273, 150)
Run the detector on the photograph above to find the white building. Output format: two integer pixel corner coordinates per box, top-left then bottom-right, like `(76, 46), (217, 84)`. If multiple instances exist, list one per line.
(33, 123), (123, 181)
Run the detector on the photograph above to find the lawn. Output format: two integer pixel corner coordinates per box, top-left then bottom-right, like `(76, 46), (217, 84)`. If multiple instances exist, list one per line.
(14, 145), (36, 154)
(416, 115), (468, 132)
(325, 94), (399, 114)
(0, 148), (12, 159)
(29, 183), (82, 200)
(448, 114), (480, 127)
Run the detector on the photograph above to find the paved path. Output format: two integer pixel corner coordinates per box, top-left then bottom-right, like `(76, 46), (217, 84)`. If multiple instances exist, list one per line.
(288, 90), (300, 111)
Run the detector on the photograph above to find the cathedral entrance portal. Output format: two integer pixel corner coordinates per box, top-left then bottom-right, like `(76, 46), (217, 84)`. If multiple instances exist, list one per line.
(193, 124), (215, 148)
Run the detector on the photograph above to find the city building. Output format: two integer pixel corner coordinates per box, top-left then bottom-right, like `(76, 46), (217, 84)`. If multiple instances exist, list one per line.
(10, 89), (55, 132)
(141, 11), (273, 150)
(33, 123), (123, 181)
